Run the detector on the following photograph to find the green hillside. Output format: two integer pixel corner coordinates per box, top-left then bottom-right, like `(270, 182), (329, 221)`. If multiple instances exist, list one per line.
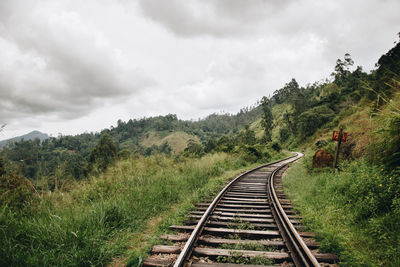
(280, 88), (400, 266)
(0, 130), (49, 148)
(139, 131), (200, 153)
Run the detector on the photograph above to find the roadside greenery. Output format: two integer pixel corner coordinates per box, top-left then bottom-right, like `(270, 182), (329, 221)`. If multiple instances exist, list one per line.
(283, 156), (400, 266)
(0, 152), (285, 266)
(283, 78), (400, 266)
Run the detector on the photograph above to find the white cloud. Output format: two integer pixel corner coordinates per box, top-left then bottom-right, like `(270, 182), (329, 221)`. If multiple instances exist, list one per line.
(0, 0), (399, 140)
(0, 0), (154, 121)
(138, 0), (292, 37)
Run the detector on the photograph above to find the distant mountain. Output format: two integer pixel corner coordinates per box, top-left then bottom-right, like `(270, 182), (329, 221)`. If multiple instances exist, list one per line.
(0, 130), (49, 148)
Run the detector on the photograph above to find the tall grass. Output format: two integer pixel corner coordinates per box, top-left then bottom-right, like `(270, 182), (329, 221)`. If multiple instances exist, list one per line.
(283, 156), (400, 266)
(0, 152), (286, 266)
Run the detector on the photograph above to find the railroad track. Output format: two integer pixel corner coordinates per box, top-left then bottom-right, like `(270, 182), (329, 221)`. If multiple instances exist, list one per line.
(144, 153), (339, 267)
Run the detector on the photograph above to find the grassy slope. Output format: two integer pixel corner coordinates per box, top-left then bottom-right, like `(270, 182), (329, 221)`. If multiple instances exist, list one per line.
(296, 98), (376, 157)
(248, 103), (292, 141)
(284, 157), (400, 266)
(140, 131), (200, 153)
(249, 118), (264, 139)
(282, 92), (400, 266)
(271, 103), (291, 141)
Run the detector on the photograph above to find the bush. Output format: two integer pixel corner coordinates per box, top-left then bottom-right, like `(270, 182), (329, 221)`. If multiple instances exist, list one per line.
(237, 144), (271, 163)
(315, 139), (328, 148)
(270, 142), (281, 152)
(0, 173), (38, 210)
(216, 136), (235, 152)
(0, 158), (5, 176)
(89, 133), (117, 172)
(345, 162), (400, 219)
(366, 87), (400, 170)
(283, 157), (400, 265)
(279, 128), (291, 143)
(117, 149), (131, 160)
(183, 140), (204, 157)
(298, 105), (335, 136)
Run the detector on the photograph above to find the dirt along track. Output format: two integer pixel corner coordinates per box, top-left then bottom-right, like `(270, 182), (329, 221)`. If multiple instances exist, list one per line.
(144, 153), (339, 267)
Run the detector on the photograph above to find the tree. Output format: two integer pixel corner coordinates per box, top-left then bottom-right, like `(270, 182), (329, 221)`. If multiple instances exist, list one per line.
(0, 157), (5, 176)
(272, 78), (300, 104)
(216, 136), (235, 152)
(332, 53), (354, 85)
(374, 40), (400, 97)
(261, 96), (273, 142)
(279, 128), (291, 143)
(183, 140), (204, 157)
(297, 105), (335, 136)
(0, 124), (7, 177)
(159, 141), (172, 155)
(89, 133), (117, 172)
(204, 138), (217, 153)
(283, 111), (295, 135)
(63, 154), (87, 179)
(237, 126), (257, 145)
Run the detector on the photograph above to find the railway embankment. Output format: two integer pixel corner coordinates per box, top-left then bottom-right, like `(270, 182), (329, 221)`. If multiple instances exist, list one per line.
(283, 154), (400, 266)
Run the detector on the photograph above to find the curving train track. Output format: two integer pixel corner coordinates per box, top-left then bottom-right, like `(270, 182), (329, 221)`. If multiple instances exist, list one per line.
(144, 153), (339, 267)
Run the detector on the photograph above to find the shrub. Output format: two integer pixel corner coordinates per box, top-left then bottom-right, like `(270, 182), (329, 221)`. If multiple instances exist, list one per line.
(89, 133), (117, 172)
(183, 140), (204, 157)
(117, 149), (131, 160)
(279, 128), (291, 143)
(0, 173), (38, 210)
(298, 105), (335, 136)
(345, 162), (400, 219)
(0, 158), (5, 176)
(366, 85), (400, 170)
(283, 156), (400, 265)
(315, 139), (328, 148)
(237, 144), (271, 163)
(270, 142), (281, 152)
(216, 136), (235, 152)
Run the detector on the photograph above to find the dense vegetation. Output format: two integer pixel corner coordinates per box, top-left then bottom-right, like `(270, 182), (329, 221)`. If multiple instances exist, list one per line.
(281, 41), (400, 265)
(284, 147), (400, 265)
(0, 106), (262, 185)
(0, 151), (287, 266)
(0, 36), (399, 266)
(0, 154), (214, 265)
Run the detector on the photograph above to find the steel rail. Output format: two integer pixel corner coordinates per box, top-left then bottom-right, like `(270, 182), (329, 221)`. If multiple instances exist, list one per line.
(173, 155), (297, 267)
(268, 152), (320, 267)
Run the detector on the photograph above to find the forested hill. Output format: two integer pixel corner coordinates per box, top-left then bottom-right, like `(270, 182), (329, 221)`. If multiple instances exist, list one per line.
(0, 131), (49, 148)
(269, 40), (399, 163)
(0, 104), (262, 181)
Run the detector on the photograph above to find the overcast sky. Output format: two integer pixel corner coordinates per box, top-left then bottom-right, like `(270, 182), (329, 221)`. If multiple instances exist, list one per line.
(0, 0), (399, 140)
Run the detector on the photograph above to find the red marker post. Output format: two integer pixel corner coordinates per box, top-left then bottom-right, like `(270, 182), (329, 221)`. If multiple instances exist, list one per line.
(332, 130), (347, 142)
(333, 128), (347, 169)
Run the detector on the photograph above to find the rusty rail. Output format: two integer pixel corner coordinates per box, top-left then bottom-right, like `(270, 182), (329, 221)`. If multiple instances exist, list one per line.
(267, 153), (320, 266)
(173, 154), (299, 267)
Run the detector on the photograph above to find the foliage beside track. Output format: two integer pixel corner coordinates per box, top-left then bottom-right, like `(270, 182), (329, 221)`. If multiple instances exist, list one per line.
(283, 156), (400, 266)
(283, 88), (400, 266)
(274, 38), (400, 266)
(0, 150), (286, 266)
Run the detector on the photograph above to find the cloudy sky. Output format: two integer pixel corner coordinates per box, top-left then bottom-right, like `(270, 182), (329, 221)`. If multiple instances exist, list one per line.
(0, 0), (399, 140)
